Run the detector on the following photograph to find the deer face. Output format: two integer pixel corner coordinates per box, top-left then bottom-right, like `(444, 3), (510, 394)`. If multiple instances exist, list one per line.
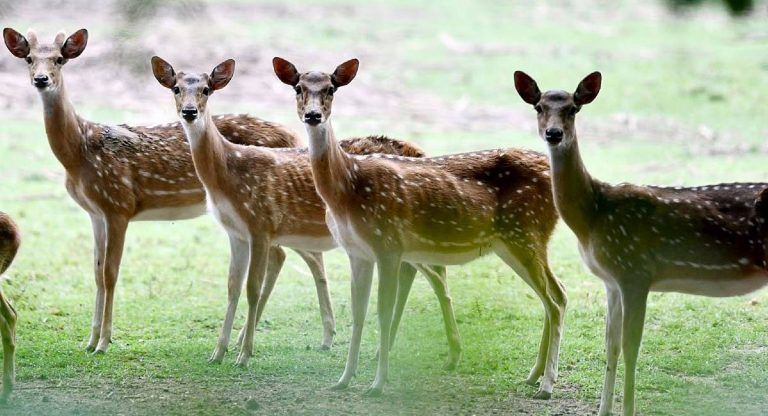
(514, 71), (602, 147)
(3, 28), (88, 92)
(151, 56), (235, 123)
(273, 57), (359, 126)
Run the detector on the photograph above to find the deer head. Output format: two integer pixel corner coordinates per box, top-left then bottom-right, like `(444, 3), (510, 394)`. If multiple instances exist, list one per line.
(514, 71), (602, 147)
(3, 28), (88, 92)
(273, 57), (359, 126)
(151, 56), (235, 124)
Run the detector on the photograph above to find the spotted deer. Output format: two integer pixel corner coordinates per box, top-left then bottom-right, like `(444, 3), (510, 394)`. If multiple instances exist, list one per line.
(0, 212), (20, 402)
(514, 71), (768, 416)
(2, 27), (309, 355)
(274, 57), (567, 398)
(151, 56), (463, 367)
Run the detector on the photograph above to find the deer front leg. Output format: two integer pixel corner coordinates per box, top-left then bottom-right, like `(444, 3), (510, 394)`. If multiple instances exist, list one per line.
(234, 238), (270, 368)
(383, 262), (417, 355)
(620, 285), (649, 416)
(332, 256), (373, 390)
(210, 235), (250, 364)
(364, 253), (402, 397)
(0, 290), (17, 402)
(415, 264), (462, 371)
(85, 215), (106, 352)
(235, 246), (286, 349)
(599, 285), (623, 416)
(94, 216), (128, 354)
(295, 250), (336, 350)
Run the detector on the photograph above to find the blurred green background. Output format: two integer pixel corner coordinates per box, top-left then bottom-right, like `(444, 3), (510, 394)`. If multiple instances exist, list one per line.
(0, 0), (766, 414)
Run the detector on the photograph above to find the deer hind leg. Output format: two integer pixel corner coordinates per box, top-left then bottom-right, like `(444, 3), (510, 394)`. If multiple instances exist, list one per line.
(598, 285), (623, 416)
(414, 264), (462, 370)
(382, 262), (417, 356)
(86, 215), (106, 352)
(619, 284), (649, 416)
(0, 289), (16, 402)
(332, 256), (373, 391)
(236, 246), (286, 349)
(295, 250), (336, 350)
(95, 216), (128, 354)
(234, 238), (270, 368)
(210, 236), (250, 364)
(495, 241), (566, 400)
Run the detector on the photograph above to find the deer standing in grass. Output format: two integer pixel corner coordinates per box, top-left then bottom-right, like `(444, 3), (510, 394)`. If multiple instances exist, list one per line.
(2, 27), (311, 354)
(274, 57), (567, 397)
(514, 71), (768, 416)
(151, 57), (463, 367)
(0, 213), (19, 402)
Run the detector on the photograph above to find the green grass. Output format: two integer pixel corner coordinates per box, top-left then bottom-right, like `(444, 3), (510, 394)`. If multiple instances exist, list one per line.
(1, 0), (768, 415)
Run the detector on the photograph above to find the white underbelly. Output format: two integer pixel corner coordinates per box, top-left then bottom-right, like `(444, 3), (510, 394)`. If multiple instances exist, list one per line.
(327, 214), (375, 261)
(651, 272), (768, 297)
(132, 203), (207, 221)
(402, 248), (486, 266)
(274, 235), (337, 252)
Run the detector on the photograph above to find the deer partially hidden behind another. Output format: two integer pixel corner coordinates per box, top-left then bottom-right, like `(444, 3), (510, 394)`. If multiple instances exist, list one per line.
(514, 70), (768, 416)
(2, 27), (310, 355)
(151, 57), (463, 367)
(274, 57), (567, 398)
(0, 212), (20, 402)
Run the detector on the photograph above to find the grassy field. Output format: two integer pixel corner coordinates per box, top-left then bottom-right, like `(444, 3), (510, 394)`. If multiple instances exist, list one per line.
(0, 0), (767, 415)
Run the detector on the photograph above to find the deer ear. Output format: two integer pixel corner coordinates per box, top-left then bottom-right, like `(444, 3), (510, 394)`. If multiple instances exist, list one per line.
(273, 57), (299, 86)
(210, 59), (235, 91)
(331, 58), (359, 88)
(3, 28), (30, 58)
(574, 71), (602, 106)
(61, 29), (88, 59)
(514, 71), (541, 105)
(151, 56), (176, 89)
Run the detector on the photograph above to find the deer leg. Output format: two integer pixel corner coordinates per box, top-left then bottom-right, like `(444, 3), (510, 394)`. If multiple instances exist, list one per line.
(598, 285), (623, 416)
(234, 237), (270, 368)
(415, 264), (462, 370)
(236, 246), (285, 349)
(332, 256), (373, 390)
(209, 235), (250, 364)
(85, 215), (106, 352)
(364, 253), (402, 397)
(620, 285), (649, 416)
(495, 242), (566, 400)
(0, 289), (16, 402)
(386, 262), (417, 353)
(295, 250), (336, 350)
(94, 216), (128, 354)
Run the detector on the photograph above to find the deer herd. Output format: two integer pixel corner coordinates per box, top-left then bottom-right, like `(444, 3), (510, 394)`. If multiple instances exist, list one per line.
(0, 27), (764, 416)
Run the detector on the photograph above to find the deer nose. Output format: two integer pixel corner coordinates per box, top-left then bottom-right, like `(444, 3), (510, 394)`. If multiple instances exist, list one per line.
(304, 111), (322, 126)
(181, 107), (198, 121)
(33, 75), (49, 88)
(545, 128), (564, 144)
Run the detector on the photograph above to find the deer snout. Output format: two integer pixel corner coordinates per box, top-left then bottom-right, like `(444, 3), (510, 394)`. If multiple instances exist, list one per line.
(545, 128), (564, 145)
(32, 74), (50, 89)
(304, 111), (322, 126)
(181, 107), (198, 121)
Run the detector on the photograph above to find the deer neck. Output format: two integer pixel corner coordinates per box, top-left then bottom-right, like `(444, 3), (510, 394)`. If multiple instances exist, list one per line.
(38, 81), (84, 172)
(181, 111), (228, 192)
(548, 136), (598, 240)
(304, 121), (354, 211)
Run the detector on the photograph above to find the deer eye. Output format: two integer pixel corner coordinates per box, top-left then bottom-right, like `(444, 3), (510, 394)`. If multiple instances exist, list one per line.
(202, 87), (210, 96)
(534, 105), (543, 114)
(327, 87), (335, 96)
(172, 86), (180, 95)
(25, 57), (32, 64)
(56, 57), (64, 65)
(294, 85), (302, 95)
(569, 106), (580, 116)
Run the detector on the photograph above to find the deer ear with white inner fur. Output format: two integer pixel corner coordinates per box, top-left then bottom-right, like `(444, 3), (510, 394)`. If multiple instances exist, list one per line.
(3, 28), (30, 58)
(273, 57), (300, 86)
(513, 71), (542, 105)
(573, 71), (602, 106)
(151, 56), (177, 89)
(331, 58), (359, 88)
(210, 59), (235, 91)
(61, 29), (88, 60)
